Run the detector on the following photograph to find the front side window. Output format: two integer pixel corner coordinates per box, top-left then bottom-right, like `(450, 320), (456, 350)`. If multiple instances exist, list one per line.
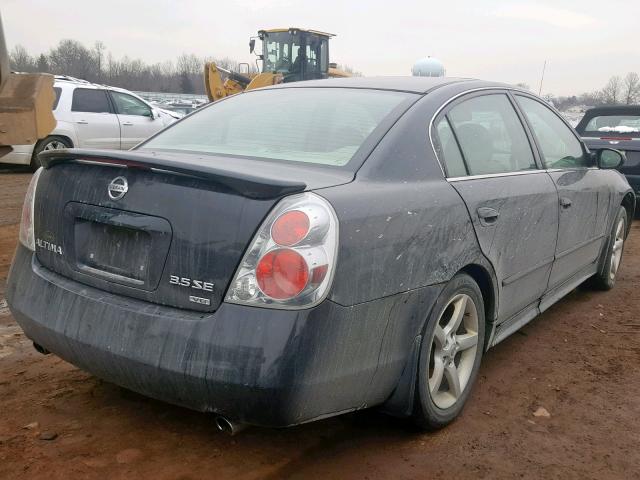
(516, 95), (589, 169)
(263, 32), (301, 74)
(446, 94), (536, 176)
(111, 92), (152, 117)
(71, 88), (112, 113)
(140, 88), (414, 167)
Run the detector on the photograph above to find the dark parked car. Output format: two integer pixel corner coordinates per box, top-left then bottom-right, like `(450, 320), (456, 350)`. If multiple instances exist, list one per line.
(576, 105), (640, 200)
(7, 77), (635, 432)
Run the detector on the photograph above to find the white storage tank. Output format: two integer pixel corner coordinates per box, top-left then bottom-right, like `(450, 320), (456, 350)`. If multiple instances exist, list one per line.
(412, 57), (445, 77)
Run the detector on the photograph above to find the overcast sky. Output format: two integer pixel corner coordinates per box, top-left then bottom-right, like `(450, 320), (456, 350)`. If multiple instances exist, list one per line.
(4, 0), (640, 96)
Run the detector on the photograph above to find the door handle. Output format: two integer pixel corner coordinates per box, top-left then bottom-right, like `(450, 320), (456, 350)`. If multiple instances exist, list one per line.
(76, 120), (88, 124)
(122, 122), (133, 126)
(559, 197), (573, 209)
(477, 207), (500, 225)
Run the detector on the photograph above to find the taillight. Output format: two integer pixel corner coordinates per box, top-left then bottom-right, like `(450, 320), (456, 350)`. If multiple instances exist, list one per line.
(256, 248), (309, 299)
(226, 192), (338, 309)
(271, 210), (310, 246)
(18, 168), (43, 251)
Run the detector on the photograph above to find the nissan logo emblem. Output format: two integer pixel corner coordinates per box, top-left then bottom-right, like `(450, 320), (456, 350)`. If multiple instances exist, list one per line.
(108, 176), (128, 200)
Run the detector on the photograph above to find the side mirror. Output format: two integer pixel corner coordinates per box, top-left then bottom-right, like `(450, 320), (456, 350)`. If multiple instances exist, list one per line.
(249, 39), (256, 54)
(597, 148), (625, 169)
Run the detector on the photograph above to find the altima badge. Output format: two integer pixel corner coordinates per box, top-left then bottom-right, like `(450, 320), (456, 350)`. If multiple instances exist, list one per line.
(108, 176), (128, 200)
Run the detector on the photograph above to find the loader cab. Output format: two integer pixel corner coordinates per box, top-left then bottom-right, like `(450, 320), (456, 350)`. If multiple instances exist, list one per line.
(256, 28), (332, 83)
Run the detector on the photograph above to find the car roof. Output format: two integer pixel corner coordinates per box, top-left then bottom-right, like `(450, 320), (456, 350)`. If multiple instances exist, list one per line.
(582, 105), (640, 115)
(53, 76), (149, 99)
(267, 76), (510, 94)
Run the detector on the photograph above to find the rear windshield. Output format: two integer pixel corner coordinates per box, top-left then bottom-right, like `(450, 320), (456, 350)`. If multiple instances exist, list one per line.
(583, 115), (640, 135)
(139, 88), (413, 167)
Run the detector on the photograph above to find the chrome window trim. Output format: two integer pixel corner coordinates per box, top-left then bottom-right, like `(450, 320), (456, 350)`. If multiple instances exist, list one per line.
(447, 166), (600, 182)
(428, 86), (601, 179)
(447, 169), (545, 182)
(428, 86), (537, 178)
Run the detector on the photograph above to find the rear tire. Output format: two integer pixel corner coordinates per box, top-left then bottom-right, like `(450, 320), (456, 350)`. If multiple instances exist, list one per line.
(413, 273), (485, 430)
(30, 136), (72, 170)
(588, 206), (627, 291)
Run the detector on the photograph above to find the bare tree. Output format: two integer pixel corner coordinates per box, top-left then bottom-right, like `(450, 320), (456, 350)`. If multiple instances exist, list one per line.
(9, 45), (36, 72)
(601, 75), (623, 105)
(93, 41), (106, 76)
(177, 53), (203, 94)
(48, 39), (99, 81)
(623, 72), (640, 105)
(36, 53), (49, 72)
(514, 82), (530, 91)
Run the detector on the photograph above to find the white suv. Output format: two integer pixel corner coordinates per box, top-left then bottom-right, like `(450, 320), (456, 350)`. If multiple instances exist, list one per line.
(0, 76), (180, 169)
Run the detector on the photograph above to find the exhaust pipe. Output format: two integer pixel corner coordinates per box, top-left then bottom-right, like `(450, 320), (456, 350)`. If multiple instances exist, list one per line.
(215, 416), (247, 435)
(33, 342), (50, 355)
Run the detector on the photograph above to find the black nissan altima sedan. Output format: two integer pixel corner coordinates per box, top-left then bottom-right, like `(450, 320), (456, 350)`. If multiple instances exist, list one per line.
(7, 77), (635, 432)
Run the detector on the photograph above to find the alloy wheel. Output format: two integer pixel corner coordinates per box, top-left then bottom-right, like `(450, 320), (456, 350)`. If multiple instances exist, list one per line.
(428, 293), (479, 409)
(609, 217), (625, 281)
(43, 140), (67, 151)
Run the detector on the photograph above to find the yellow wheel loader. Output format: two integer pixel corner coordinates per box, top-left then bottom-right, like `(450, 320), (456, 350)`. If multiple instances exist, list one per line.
(0, 13), (55, 158)
(204, 28), (351, 102)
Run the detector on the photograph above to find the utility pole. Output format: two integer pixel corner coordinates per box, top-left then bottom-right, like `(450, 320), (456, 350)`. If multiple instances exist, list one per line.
(538, 60), (547, 96)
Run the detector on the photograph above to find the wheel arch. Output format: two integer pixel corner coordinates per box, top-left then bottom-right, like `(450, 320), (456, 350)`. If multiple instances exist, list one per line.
(30, 134), (75, 167)
(621, 192), (635, 235)
(45, 134), (74, 148)
(380, 261), (498, 418)
(458, 263), (498, 350)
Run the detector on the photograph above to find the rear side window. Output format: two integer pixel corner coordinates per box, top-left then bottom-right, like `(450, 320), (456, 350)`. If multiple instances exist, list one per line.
(434, 118), (467, 177)
(516, 95), (589, 169)
(71, 88), (112, 113)
(52, 87), (62, 110)
(140, 88), (413, 167)
(445, 94), (536, 176)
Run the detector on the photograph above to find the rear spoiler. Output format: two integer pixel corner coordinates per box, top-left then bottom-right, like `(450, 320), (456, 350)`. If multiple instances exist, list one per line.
(38, 148), (307, 200)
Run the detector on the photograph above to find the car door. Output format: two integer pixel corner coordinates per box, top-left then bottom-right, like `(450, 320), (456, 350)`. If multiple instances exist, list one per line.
(433, 92), (559, 323)
(109, 91), (163, 149)
(515, 95), (611, 290)
(70, 88), (121, 149)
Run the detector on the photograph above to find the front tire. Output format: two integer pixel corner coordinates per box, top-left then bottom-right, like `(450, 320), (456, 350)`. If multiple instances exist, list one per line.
(588, 206), (627, 290)
(30, 136), (72, 170)
(413, 273), (485, 430)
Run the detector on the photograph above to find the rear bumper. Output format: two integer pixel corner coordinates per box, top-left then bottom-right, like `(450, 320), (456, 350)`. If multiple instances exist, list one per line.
(6, 245), (438, 426)
(0, 145), (34, 165)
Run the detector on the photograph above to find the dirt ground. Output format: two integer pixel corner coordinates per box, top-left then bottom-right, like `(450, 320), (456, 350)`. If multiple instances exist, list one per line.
(1, 169), (639, 480)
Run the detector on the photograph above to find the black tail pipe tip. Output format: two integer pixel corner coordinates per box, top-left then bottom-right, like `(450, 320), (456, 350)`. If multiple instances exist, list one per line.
(33, 342), (50, 355)
(215, 416), (247, 435)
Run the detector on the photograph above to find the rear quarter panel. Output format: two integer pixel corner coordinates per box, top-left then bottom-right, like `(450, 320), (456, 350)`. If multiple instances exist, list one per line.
(316, 87), (493, 407)
(321, 84), (492, 308)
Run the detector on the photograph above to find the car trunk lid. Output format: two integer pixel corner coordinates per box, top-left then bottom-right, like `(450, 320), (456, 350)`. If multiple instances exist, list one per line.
(33, 149), (353, 312)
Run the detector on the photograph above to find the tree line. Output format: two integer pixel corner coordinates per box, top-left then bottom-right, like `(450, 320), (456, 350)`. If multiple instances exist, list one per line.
(12, 39), (637, 106)
(9, 39), (259, 95)
(10, 39), (362, 95)
(517, 72), (640, 111)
